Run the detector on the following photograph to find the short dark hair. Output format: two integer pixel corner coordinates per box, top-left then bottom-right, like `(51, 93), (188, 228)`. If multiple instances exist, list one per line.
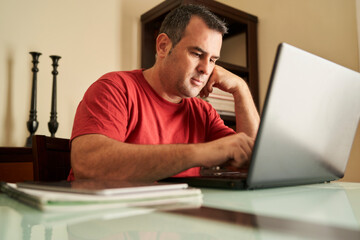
(159, 4), (228, 47)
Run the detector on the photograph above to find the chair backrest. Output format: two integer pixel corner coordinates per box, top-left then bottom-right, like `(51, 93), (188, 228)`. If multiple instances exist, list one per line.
(32, 135), (71, 181)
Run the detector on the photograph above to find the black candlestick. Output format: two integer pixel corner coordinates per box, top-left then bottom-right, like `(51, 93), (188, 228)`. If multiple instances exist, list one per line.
(26, 52), (41, 147)
(48, 55), (61, 137)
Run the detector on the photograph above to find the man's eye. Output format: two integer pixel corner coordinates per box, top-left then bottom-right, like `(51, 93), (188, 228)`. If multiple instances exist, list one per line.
(192, 52), (201, 57)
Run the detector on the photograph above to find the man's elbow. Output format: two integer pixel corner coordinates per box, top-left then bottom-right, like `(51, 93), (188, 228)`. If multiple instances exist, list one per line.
(71, 147), (95, 179)
(70, 136), (101, 179)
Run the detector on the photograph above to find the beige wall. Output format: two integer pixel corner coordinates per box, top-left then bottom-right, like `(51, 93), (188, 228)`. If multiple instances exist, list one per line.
(348, 0), (360, 183)
(0, 0), (359, 181)
(0, 0), (162, 146)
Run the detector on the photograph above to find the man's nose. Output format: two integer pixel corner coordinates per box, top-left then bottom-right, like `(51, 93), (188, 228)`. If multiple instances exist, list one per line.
(197, 58), (212, 76)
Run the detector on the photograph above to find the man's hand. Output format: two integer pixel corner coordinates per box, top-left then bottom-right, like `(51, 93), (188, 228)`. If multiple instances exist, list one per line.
(200, 65), (244, 98)
(71, 133), (254, 182)
(200, 65), (260, 137)
(199, 132), (255, 169)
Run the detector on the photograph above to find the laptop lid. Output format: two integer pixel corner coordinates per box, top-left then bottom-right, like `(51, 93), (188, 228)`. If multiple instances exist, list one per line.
(163, 43), (360, 190)
(246, 43), (360, 189)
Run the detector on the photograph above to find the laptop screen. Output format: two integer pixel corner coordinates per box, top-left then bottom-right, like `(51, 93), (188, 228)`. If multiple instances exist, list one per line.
(247, 43), (360, 189)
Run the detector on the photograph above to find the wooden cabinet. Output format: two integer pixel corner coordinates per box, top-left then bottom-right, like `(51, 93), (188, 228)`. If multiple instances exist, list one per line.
(0, 147), (34, 182)
(140, 0), (259, 118)
(0, 135), (70, 183)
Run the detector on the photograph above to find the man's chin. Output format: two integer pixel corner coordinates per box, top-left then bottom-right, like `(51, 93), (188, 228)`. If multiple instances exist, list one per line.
(179, 86), (202, 99)
(184, 91), (201, 99)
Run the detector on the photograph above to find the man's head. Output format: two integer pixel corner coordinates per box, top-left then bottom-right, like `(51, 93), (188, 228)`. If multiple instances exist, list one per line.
(159, 4), (228, 49)
(149, 4), (227, 103)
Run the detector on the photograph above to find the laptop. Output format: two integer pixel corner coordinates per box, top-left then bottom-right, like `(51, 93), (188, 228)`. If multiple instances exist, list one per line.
(164, 43), (360, 189)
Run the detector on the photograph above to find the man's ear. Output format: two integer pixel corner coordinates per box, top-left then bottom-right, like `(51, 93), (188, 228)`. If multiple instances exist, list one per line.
(156, 33), (172, 58)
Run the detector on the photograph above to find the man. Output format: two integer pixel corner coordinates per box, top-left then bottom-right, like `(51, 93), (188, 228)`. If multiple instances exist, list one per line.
(69, 4), (260, 182)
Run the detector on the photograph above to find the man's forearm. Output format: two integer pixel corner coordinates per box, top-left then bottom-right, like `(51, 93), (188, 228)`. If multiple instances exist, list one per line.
(71, 134), (201, 182)
(233, 81), (260, 137)
(201, 65), (259, 137)
(71, 133), (255, 182)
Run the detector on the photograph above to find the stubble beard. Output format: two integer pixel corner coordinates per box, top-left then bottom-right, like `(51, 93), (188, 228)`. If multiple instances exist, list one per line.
(176, 75), (205, 98)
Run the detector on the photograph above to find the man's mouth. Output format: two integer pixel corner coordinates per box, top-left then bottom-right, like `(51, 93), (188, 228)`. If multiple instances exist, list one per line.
(191, 77), (204, 87)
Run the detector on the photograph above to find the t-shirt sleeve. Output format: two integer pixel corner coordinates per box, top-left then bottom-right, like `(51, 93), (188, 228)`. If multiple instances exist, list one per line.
(71, 77), (129, 142)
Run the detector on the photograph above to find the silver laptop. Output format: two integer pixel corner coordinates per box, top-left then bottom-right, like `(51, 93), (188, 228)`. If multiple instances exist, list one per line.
(164, 43), (360, 189)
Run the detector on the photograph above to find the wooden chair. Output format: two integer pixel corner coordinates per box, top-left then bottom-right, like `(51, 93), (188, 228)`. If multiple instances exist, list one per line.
(32, 135), (71, 181)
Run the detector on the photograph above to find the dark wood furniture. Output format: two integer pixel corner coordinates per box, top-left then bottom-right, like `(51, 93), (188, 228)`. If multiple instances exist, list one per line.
(0, 147), (33, 182)
(0, 135), (71, 182)
(140, 0), (259, 114)
(32, 135), (71, 181)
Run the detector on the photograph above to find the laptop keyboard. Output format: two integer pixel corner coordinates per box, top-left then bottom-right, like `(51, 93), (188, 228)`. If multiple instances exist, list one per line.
(200, 166), (248, 179)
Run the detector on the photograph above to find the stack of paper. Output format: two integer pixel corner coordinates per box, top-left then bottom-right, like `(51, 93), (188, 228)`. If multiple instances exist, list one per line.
(204, 88), (235, 116)
(0, 181), (202, 212)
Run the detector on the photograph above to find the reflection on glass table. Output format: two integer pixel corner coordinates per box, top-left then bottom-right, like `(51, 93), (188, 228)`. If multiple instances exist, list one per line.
(1, 182), (359, 240)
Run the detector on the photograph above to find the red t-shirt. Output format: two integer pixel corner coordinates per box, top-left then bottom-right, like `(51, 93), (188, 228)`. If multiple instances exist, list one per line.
(69, 70), (235, 180)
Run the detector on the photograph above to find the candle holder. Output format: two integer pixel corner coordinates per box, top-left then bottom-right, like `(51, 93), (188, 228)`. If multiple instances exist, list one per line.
(25, 52), (41, 147)
(48, 55), (61, 137)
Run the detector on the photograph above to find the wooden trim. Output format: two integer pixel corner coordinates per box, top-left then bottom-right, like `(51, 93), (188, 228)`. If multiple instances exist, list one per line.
(0, 147), (32, 163)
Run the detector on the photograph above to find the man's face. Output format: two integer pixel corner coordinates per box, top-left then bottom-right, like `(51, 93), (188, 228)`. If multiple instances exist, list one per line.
(161, 16), (223, 101)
